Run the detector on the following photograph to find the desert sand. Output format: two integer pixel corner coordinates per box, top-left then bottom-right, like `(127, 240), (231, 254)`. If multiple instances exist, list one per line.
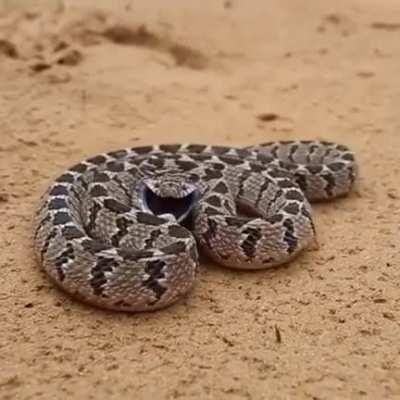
(0, 0), (399, 399)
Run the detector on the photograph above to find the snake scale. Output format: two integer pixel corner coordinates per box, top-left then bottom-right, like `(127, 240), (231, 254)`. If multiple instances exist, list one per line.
(34, 141), (357, 312)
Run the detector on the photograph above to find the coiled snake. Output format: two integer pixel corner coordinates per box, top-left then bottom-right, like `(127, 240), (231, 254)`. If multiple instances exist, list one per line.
(34, 141), (357, 311)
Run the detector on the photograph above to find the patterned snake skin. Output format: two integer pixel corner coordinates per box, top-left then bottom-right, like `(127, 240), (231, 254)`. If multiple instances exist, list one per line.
(34, 141), (357, 312)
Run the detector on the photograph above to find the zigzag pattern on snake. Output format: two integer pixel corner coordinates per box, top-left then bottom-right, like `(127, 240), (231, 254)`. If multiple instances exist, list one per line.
(33, 141), (357, 312)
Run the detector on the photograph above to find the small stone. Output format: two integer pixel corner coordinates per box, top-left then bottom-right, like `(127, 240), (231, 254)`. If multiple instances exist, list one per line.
(382, 312), (395, 320)
(56, 49), (83, 66)
(30, 62), (52, 73)
(0, 39), (18, 58)
(257, 113), (279, 122)
(0, 193), (9, 202)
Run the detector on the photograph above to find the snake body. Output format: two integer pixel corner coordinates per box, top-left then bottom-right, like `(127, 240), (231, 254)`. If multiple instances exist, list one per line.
(34, 141), (357, 311)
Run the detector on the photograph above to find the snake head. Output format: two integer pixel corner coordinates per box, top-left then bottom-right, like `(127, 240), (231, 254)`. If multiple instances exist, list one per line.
(140, 176), (199, 223)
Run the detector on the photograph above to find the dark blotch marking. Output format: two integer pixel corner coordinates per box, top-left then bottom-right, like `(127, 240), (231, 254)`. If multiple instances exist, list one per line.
(186, 144), (207, 153)
(144, 229), (162, 249)
(34, 214), (51, 239)
(54, 243), (75, 281)
(203, 217), (218, 248)
(106, 161), (125, 172)
(301, 205), (312, 219)
(301, 205), (316, 235)
(56, 173), (75, 183)
(175, 159), (198, 171)
(103, 198), (131, 214)
(126, 157), (142, 166)
(235, 148), (251, 159)
(283, 219), (298, 254)
(288, 144), (299, 162)
(229, 171), (248, 195)
(92, 171), (111, 183)
(159, 144), (181, 153)
(306, 144), (319, 164)
(126, 166), (140, 176)
(147, 157), (165, 169)
(298, 140), (312, 145)
(284, 202), (300, 215)
(278, 161), (297, 171)
(336, 144), (348, 152)
(285, 189), (304, 201)
(48, 197), (68, 210)
(70, 186), (82, 203)
(114, 176), (131, 199)
(85, 201), (102, 234)
(342, 153), (354, 161)
(208, 217), (218, 236)
(268, 169), (289, 179)
(213, 181), (229, 194)
(118, 249), (155, 261)
(223, 199), (235, 214)
(137, 212), (166, 226)
(210, 162), (226, 171)
(293, 173), (307, 192)
(321, 173), (335, 197)
(40, 228), (57, 262)
(108, 149), (128, 159)
(206, 195), (222, 208)
(132, 145), (153, 154)
(270, 145), (279, 159)
(161, 241), (187, 254)
(249, 163), (265, 173)
(62, 226), (85, 240)
(49, 185), (69, 196)
(168, 225), (190, 239)
(225, 217), (246, 228)
(111, 217), (133, 247)
(255, 178), (272, 207)
(143, 260), (167, 300)
(188, 173), (200, 183)
(219, 156), (243, 166)
(145, 260), (166, 280)
(306, 165), (324, 174)
(144, 280), (167, 301)
(53, 211), (72, 225)
(277, 179), (295, 188)
(327, 162), (344, 172)
(77, 176), (89, 190)
(191, 153), (212, 162)
(90, 257), (117, 296)
(241, 227), (262, 258)
(280, 140), (296, 145)
(90, 184), (108, 197)
(70, 163), (88, 173)
(87, 155), (107, 165)
(269, 214), (284, 224)
(81, 239), (110, 253)
(211, 146), (230, 155)
(204, 168), (223, 180)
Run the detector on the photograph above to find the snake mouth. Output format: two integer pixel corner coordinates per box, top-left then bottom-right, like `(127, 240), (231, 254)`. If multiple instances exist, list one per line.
(141, 185), (199, 223)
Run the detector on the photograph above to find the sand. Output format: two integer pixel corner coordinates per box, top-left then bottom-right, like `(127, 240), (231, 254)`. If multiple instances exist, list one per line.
(0, 0), (399, 399)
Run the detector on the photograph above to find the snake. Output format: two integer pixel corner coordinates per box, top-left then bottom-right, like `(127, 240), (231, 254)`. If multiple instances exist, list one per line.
(33, 140), (357, 312)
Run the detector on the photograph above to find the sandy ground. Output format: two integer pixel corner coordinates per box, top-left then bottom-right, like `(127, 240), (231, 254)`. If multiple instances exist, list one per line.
(0, 0), (399, 399)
